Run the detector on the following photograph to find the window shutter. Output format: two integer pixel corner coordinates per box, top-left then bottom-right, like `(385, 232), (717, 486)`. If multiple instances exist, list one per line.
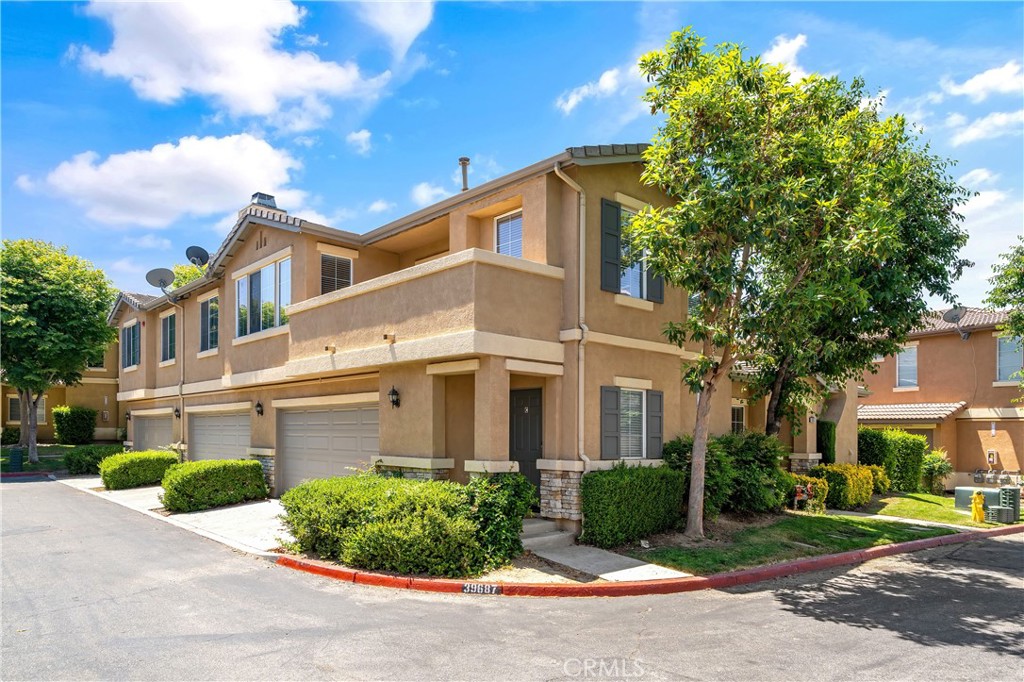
(646, 390), (664, 458)
(321, 254), (352, 295)
(600, 199), (621, 293)
(10, 398), (21, 423)
(645, 269), (664, 304)
(600, 386), (621, 459)
(132, 324), (140, 366)
(200, 301), (210, 352)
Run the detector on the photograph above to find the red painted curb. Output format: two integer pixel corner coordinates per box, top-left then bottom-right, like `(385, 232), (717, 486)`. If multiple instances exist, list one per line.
(275, 523), (1024, 598)
(0, 471), (52, 479)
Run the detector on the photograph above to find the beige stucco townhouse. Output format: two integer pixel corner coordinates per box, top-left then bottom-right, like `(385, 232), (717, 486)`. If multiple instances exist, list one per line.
(112, 144), (858, 530)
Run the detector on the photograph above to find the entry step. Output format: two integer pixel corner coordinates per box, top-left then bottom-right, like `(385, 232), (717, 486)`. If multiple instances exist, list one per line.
(521, 518), (575, 551)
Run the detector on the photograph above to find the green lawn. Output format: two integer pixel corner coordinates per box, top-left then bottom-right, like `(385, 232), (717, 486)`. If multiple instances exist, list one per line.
(634, 513), (955, 576)
(1, 444), (75, 473)
(863, 492), (1023, 529)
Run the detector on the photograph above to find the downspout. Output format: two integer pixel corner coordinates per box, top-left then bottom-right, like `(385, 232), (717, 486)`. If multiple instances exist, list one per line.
(553, 163), (590, 472)
(167, 297), (186, 461)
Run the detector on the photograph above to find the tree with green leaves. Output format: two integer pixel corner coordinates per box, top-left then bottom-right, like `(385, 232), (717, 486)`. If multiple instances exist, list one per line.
(986, 236), (1024, 393)
(0, 240), (116, 462)
(171, 262), (205, 289)
(629, 28), (969, 537)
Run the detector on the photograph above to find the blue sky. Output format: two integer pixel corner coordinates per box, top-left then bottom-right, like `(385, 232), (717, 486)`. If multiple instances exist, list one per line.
(2, 1), (1022, 306)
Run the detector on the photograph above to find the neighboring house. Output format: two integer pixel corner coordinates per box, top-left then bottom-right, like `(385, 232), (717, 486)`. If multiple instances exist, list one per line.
(111, 144), (857, 529)
(1, 340), (123, 442)
(859, 308), (1023, 488)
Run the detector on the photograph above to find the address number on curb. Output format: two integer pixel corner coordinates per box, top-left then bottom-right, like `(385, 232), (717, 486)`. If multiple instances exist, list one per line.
(462, 583), (502, 595)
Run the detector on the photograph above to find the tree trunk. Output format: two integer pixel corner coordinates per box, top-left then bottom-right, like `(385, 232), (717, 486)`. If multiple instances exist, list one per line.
(764, 356), (793, 437)
(684, 380), (718, 539)
(17, 388), (29, 447)
(27, 390), (39, 463)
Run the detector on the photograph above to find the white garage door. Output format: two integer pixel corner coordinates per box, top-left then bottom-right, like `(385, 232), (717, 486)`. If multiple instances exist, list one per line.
(278, 405), (379, 492)
(134, 416), (173, 451)
(189, 413), (251, 460)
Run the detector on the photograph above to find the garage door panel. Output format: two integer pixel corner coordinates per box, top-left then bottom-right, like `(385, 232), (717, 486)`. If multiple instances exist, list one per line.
(279, 405), (380, 492)
(189, 413), (251, 460)
(135, 417), (173, 451)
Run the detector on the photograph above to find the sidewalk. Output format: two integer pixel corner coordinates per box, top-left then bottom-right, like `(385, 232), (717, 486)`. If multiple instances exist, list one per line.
(826, 508), (981, 532)
(58, 476), (292, 557)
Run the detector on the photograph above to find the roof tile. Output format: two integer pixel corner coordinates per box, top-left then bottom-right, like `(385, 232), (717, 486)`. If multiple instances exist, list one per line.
(857, 401), (968, 423)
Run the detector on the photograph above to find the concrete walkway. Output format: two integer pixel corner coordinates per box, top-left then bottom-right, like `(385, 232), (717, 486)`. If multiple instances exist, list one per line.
(530, 544), (692, 581)
(827, 508), (981, 532)
(58, 476), (292, 556)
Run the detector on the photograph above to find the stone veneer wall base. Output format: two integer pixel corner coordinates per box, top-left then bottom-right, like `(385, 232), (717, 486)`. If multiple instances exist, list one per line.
(540, 470), (582, 521)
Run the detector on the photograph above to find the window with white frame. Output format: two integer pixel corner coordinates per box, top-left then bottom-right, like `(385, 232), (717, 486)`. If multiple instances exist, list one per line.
(321, 254), (352, 295)
(731, 405), (746, 434)
(997, 335), (1023, 382)
(618, 389), (646, 458)
(495, 211), (523, 258)
(9, 396), (46, 424)
(236, 257), (291, 337)
(200, 296), (219, 352)
(896, 345), (918, 387)
(160, 312), (176, 362)
(121, 321), (140, 368)
(619, 208), (646, 298)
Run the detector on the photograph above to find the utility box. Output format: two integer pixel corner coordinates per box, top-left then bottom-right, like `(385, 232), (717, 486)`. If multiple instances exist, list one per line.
(954, 487), (1002, 510)
(999, 486), (1021, 521)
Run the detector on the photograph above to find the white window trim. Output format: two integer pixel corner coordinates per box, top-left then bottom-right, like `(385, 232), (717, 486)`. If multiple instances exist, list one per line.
(613, 293), (653, 311)
(159, 358), (177, 368)
(614, 376), (653, 390)
(613, 192), (649, 213)
(8, 395), (47, 425)
(235, 256), (290, 339)
(995, 335), (1022, 383)
(231, 246), (292, 281)
(121, 319), (141, 370)
(199, 295), (219, 353)
(493, 208), (524, 258)
(731, 404), (747, 433)
(993, 381), (1019, 387)
(232, 323), (289, 346)
(895, 345), (918, 388)
(197, 288), (220, 303)
(316, 242), (360, 260)
(619, 388), (647, 459)
(617, 205), (647, 300)
(123, 365), (139, 373)
(196, 348), (219, 359)
(320, 252), (355, 295)
(160, 311), (176, 364)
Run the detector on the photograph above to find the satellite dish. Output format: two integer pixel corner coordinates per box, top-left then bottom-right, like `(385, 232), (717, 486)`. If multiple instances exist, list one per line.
(942, 307), (967, 325)
(186, 245), (210, 267)
(145, 268), (175, 290)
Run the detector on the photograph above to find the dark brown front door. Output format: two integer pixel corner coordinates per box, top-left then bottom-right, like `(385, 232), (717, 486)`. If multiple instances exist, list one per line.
(510, 389), (542, 489)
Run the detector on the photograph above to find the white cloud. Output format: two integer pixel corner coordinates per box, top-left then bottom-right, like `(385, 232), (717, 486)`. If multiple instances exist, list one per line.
(410, 182), (448, 207)
(959, 190), (1009, 219)
(76, 1), (390, 131)
(353, 1), (434, 61)
(556, 68), (622, 115)
(368, 199), (395, 213)
(122, 234), (172, 250)
(763, 34), (809, 82)
(108, 257), (145, 275)
(950, 109), (1024, 146)
(346, 129), (372, 156)
(958, 168), (1000, 188)
(295, 33), (323, 48)
(951, 192), (1024, 306)
(36, 133), (307, 228)
(14, 174), (37, 192)
(292, 135), (318, 148)
(941, 61), (1024, 103)
(944, 112), (968, 128)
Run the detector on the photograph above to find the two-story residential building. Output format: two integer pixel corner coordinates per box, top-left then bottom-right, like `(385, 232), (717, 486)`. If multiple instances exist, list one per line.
(111, 144), (857, 528)
(858, 308), (1023, 487)
(2, 341), (123, 442)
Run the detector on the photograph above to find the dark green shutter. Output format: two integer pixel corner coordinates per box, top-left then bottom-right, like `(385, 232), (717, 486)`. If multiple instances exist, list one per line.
(646, 390), (663, 458)
(600, 386), (620, 459)
(646, 269), (664, 304)
(200, 301), (210, 352)
(600, 199), (621, 293)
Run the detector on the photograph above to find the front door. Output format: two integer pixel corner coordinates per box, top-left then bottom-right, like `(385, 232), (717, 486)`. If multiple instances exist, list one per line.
(509, 389), (542, 489)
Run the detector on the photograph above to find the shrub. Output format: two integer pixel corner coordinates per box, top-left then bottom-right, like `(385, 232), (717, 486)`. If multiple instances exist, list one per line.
(716, 432), (790, 514)
(466, 473), (537, 568)
(784, 472), (829, 514)
(816, 420), (837, 464)
(579, 464), (686, 548)
(809, 463), (873, 510)
(922, 449), (955, 494)
(160, 459), (269, 513)
(663, 434), (736, 520)
(99, 451), (178, 490)
(1, 426), (20, 446)
(858, 428), (891, 469)
(281, 475), (489, 577)
(884, 429), (928, 493)
(52, 405), (98, 445)
(64, 444), (124, 475)
(864, 465), (891, 494)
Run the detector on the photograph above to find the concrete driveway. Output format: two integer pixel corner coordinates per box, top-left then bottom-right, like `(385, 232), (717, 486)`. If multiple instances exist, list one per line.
(2, 479), (1022, 681)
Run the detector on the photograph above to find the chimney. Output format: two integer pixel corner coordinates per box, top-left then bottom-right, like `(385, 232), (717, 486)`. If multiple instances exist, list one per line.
(240, 191), (287, 220)
(458, 157), (470, 192)
(251, 192), (278, 209)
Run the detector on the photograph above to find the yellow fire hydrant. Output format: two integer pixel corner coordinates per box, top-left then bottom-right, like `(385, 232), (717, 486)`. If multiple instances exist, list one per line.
(971, 490), (986, 523)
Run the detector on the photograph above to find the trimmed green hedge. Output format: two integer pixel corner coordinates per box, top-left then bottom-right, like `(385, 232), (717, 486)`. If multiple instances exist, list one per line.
(785, 473), (829, 514)
(816, 420), (837, 464)
(663, 435), (736, 520)
(579, 464), (686, 549)
(716, 432), (790, 514)
(99, 451), (178, 490)
(1, 426), (20, 446)
(280, 473), (535, 578)
(160, 459), (269, 512)
(52, 405), (98, 445)
(864, 464), (891, 494)
(884, 429), (928, 492)
(65, 444), (124, 475)
(857, 428), (891, 468)
(809, 463), (873, 510)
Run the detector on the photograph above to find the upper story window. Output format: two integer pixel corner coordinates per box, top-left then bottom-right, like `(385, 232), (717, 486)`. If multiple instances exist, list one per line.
(200, 296), (219, 352)
(160, 313), (176, 363)
(8, 396), (46, 424)
(495, 211), (523, 258)
(896, 345), (918, 387)
(321, 254), (353, 295)
(236, 257), (291, 337)
(86, 350), (105, 370)
(121, 321), (140, 369)
(997, 335), (1023, 382)
(600, 198), (664, 303)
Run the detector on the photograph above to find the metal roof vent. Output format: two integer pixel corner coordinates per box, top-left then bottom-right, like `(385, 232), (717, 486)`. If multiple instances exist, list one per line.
(251, 192), (277, 209)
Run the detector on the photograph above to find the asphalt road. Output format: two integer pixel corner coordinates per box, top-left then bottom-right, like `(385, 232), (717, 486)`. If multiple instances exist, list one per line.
(2, 479), (1022, 682)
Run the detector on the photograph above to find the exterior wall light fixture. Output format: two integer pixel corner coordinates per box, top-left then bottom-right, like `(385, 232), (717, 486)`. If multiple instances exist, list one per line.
(388, 386), (401, 409)
(174, 407), (181, 419)
(255, 401), (264, 417)
(125, 411), (131, 421)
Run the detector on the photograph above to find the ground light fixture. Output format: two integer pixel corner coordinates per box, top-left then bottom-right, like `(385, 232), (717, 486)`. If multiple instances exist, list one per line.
(255, 401), (264, 416)
(388, 386), (401, 409)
